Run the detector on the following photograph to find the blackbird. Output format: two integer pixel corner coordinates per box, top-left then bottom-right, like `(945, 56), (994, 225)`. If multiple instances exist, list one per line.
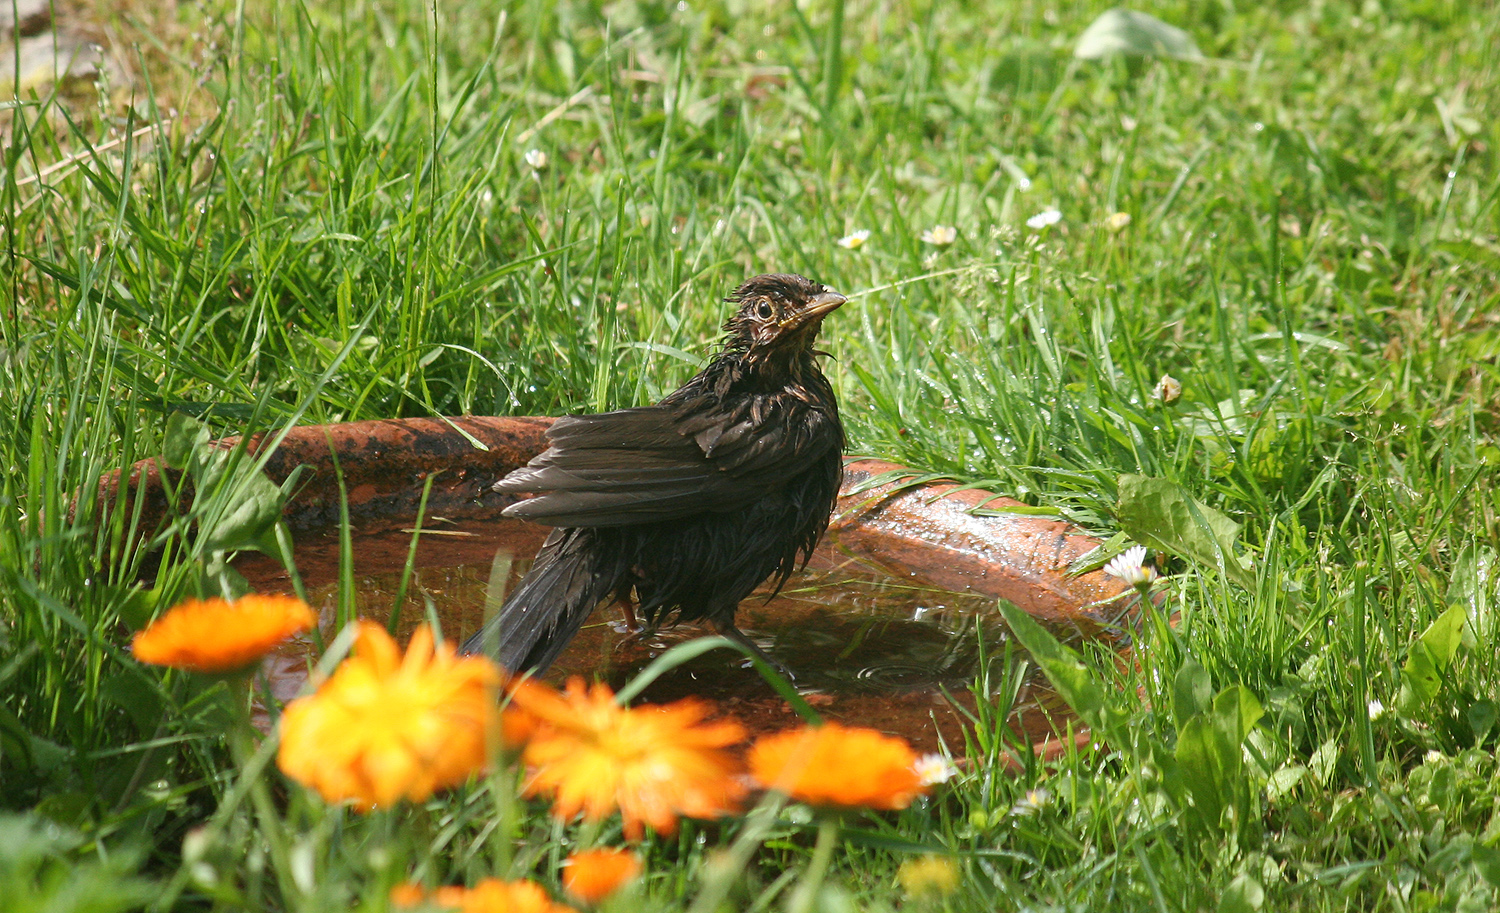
(462, 273), (847, 675)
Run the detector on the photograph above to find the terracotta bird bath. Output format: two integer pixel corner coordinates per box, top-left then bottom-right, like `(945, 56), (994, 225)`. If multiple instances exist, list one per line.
(101, 416), (1139, 759)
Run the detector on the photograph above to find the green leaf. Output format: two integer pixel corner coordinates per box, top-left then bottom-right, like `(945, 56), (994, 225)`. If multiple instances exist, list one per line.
(1116, 474), (1254, 587)
(1400, 604), (1468, 709)
(1074, 9), (1203, 61)
(1265, 764), (1307, 804)
(1447, 544), (1495, 648)
(1467, 701), (1497, 743)
(0, 702), (69, 779)
(1219, 874), (1265, 913)
(1214, 686), (1264, 748)
(994, 599), (1119, 739)
(198, 460), (285, 554)
(1175, 714), (1228, 825)
(1174, 685), (1264, 834)
(1309, 738), (1339, 784)
(162, 411), (210, 470)
(97, 672), (165, 738)
(163, 412), (290, 559)
(1473, 844), (1500, 888)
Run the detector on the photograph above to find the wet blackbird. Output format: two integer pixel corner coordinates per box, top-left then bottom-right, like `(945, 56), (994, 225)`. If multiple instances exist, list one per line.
(461, 273), (847, 675)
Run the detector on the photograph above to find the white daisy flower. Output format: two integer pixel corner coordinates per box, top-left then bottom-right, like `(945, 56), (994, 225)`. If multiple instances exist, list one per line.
(1010, 787), (1053, 816)
(837, 229), (870, 250)
(1103, 545), (1158, 588)
(913, 753), (959, 786)
(1026, 209), (1062, 230)
(920, 225), (957, 246)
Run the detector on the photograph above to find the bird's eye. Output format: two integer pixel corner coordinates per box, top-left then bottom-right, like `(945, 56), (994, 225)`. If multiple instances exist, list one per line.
(756, 300), (775, 320)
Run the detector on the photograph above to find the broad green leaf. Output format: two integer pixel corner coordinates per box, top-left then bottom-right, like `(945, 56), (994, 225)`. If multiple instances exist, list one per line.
(1175, 714), (1228, 825)
(1175, 685), (1263, 834)
(1473, 844), (1500, 888)
(1309, 738), (1339, 784)
(1399, 604), (1468, 710)
(1447, 544), (1495, 648)
(995, 599), (1118, 738)
(0, 701), (69, 776)
(1422, 602), (1467, 667)
(202, 470), (285, 554)
(1467, 701), (1497, 743)
(162, 411), (210, 470)
(1214, 685), (1264, 747)
(163, 412), (291, 558)
(1074, 9), (1202, 61)
(1265, 764), (1307, 803)
(1117, 474), (1254, 587)
(1219, 874), (1265, 913)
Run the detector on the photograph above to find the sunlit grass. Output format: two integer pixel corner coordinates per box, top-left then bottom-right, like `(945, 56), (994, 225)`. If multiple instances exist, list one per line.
(4, 0), (1500, 909)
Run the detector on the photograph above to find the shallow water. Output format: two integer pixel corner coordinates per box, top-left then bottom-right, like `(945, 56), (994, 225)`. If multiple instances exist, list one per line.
(238, 518), (1073, 753)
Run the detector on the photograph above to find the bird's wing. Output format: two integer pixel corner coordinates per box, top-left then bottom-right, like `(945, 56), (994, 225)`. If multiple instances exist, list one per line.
(497, 401), (839, 527)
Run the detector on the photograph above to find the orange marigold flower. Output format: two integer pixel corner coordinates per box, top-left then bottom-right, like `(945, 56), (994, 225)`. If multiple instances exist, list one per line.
(747, 722), (926, 810)
(561, 848), (641, 904)
(388, 883), (427, 907)
(132, 594), (316, 673)
(392, 878), (576, 913)
(508, 677), (747, 839)
(277, 621), (501, 810)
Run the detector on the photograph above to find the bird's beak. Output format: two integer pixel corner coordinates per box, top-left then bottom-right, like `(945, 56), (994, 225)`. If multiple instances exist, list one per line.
(784, 290), (847, 328)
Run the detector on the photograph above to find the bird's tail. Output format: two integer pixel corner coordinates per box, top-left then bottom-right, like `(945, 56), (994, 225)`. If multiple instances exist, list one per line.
(460, 528), (615, 674)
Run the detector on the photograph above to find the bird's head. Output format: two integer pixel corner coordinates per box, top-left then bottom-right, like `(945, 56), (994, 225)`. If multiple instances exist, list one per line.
(722, 273), (847, 356)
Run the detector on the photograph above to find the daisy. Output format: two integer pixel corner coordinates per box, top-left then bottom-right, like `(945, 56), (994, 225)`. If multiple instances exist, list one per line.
(1102, 545), (1158, 589)
(837, 229), (870, 249)
(1026, 209), (1062, 230)
(920, 225), (957, 246)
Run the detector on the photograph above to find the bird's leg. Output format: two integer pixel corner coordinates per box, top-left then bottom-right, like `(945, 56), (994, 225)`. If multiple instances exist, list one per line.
(617, 585), (641, 631)
(610, 583), (643, 634)
(711, 618), (793, 681)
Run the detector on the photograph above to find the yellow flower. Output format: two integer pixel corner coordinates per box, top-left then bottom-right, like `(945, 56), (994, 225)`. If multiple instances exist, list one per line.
(132, 594), (315, 673)
(393, 878), (577, 913)
(747, 723), (926, 810)
(277, 622), (501, 810)
(508, 677), (746, 839)
(561, 848), (641, 904)
(1104, 211), (1133, 232)
(897, 855), (959, 898)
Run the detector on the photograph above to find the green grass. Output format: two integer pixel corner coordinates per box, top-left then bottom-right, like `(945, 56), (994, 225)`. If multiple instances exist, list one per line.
(5, 0), (1500, 909)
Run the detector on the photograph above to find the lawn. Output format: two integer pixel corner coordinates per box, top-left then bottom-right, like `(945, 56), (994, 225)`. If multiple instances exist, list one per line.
(4, 0), (1500, 910)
